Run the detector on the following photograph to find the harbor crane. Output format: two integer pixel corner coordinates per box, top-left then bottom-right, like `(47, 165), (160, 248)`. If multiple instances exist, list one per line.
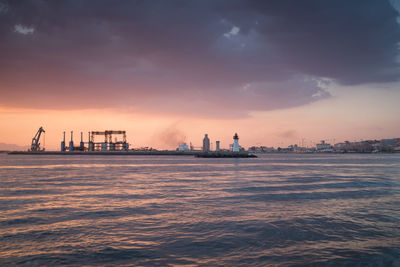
(31, 127), (45, 151)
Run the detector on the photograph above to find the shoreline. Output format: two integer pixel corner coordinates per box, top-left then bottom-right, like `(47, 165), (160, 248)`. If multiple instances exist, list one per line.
(5, 150), (398, 156)
(7, 151), (198, 156)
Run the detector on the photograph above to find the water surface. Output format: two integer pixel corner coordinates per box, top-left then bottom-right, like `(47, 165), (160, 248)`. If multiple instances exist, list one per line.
(0, 154), (399, 266)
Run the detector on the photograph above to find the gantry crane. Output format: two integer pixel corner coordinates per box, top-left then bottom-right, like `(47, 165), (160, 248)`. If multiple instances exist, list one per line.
(31, 127), (45, 151)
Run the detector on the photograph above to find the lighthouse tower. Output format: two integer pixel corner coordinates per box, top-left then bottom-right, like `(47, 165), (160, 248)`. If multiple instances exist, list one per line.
(233, 133), (240, 152)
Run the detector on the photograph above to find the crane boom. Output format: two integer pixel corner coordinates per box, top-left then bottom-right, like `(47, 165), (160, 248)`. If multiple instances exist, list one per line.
(31, 127), (45, 151)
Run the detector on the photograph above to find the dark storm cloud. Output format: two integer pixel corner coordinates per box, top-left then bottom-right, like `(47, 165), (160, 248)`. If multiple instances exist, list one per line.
(231, 0), (400, 84)
(0, 0), (399, 115)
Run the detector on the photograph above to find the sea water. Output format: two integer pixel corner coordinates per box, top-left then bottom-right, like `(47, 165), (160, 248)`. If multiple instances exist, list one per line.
(0, 154), (399, 266)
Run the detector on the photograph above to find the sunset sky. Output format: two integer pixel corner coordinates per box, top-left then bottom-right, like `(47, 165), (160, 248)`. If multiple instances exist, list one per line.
(1, 0), (400, 150)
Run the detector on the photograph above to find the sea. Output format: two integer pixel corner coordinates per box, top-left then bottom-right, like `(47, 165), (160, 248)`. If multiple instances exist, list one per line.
(0, 153), (399, 266)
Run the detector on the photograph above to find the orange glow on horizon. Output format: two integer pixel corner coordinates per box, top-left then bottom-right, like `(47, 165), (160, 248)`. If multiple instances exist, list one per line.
(1, 85), (399, 151)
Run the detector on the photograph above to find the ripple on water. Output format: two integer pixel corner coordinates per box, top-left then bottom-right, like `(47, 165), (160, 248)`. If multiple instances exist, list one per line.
(0, 154), (399, 266)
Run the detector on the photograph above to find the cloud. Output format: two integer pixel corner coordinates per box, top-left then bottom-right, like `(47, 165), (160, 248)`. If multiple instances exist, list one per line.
(14, 24), (35, 35)
(0, 142), (28, 151)
(224, 26), (240, 38)
(389, 0), (400, 25)
(0, 1), (9, 14)
(0, 0), (398, 116)
(277, 130), (298, 139)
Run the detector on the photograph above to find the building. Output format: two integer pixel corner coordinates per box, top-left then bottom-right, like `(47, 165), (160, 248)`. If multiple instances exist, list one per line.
(69, 131), (74, 152)
(316, 140), (332, 151)
(216, 141), (220, 151)
(333, 142), (347, 152)
(62, 130), (129, 152)
(178, 143), (189, 151)
(233, 133), (240, 152)
(202, 134), (210, 152)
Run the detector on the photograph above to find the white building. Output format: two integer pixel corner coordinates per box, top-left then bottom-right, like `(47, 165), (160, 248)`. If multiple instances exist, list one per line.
(233, 133), (240, 152)
(316, 140), (332, 151)
(178, 143), (189, 151)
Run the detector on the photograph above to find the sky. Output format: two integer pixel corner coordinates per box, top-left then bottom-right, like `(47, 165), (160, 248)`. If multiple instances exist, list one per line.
(0, 0), (400, 150)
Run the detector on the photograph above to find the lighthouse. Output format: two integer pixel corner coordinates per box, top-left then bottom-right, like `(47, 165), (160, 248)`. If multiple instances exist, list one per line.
(233, 133), (240, 152)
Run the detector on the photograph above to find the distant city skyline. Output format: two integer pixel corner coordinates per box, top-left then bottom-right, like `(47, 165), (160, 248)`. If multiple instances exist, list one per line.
(0, 0), (400, 150)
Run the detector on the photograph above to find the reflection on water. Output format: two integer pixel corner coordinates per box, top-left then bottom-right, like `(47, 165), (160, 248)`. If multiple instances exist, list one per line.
(0, 154), (399, 266)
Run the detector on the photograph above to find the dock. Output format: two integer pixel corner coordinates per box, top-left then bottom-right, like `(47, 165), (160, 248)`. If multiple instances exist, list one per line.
(8, 151), (198, 156)
(195, 151), (257, 158)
